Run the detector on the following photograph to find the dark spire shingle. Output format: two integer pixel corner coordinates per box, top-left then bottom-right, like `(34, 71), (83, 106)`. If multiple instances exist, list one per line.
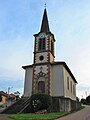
(40, 8), (50, 33)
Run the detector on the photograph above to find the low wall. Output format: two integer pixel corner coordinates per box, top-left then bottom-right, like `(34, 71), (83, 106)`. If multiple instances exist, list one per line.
(51, 97), (81, 112)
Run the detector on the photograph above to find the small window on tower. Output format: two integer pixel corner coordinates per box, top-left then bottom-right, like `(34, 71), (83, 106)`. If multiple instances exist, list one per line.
(38, 38), (46, 51)
(38, 38), (42, 51)
(42, 38), (46, 50)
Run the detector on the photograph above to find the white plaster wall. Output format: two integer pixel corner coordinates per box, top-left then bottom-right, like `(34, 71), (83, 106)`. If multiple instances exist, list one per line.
(35, 52), (48, 63)
(63, 67), (76, 100)
(34, 65), (48, 74)
(23, 67), (33, 97)
(50, 65), (64, 96)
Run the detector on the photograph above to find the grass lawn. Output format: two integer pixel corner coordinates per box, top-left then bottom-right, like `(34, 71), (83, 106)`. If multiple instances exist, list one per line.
(8, 112), (68, 120)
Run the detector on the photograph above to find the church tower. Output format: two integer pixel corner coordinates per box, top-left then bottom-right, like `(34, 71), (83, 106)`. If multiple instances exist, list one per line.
(32, 8), (55, 94)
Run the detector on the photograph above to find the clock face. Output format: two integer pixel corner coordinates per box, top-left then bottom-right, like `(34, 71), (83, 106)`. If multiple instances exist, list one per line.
(39, 33), (45, 38)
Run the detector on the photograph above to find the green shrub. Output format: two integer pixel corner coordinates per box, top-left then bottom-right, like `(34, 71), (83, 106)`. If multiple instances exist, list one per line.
(86, 95), (90, 104)
(0, 104), (4, 108)
(30, 93), (52, 113)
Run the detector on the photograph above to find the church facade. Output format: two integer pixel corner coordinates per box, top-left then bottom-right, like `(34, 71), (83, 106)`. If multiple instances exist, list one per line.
(22, 8), (79, 112)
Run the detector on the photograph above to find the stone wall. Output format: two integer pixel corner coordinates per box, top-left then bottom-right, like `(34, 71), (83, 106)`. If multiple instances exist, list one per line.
(51, 97), (81, 112)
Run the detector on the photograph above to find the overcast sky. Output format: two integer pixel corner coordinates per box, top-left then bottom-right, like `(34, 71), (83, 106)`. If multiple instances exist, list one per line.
(0, 0), (90, 99)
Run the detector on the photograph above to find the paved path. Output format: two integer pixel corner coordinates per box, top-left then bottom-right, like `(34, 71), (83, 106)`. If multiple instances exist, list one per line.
(0, 114), (12, 120)
(56, 106), (90, 120)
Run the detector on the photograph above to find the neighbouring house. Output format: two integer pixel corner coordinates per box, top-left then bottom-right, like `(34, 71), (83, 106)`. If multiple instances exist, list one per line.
(22, 8), (80, 112)
(0, 91), (16, 107)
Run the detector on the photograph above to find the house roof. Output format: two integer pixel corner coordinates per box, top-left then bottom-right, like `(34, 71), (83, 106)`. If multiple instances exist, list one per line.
(22, 61), (77, 83)
(0, 91), (16, 98)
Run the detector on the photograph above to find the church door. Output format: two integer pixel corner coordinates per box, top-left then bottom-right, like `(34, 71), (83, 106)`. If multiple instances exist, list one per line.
(38, 81), (45, 93)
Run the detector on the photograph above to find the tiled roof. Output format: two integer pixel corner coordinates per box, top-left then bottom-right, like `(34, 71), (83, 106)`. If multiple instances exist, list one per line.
(0, 91), (16, 98)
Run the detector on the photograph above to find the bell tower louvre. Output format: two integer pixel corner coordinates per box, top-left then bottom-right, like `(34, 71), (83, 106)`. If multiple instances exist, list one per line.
(22, 8), (78, 112)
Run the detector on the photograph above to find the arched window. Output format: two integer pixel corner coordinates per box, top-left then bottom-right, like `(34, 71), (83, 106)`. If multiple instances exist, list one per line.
(67, 77), (69, 90)
(70, 81), (72, 92)
(38, 38), (46, 51)
(38, 81), (45, 93)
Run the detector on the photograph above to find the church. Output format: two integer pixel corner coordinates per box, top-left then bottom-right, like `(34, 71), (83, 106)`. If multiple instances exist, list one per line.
(22, 8), (79, 112)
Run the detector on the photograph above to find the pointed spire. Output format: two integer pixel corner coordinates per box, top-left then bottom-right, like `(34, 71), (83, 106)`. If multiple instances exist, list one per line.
(40, 8), (50, 33)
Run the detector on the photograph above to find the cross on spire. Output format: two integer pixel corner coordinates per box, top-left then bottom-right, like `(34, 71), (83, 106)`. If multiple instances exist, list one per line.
(44, 3), (46, 8)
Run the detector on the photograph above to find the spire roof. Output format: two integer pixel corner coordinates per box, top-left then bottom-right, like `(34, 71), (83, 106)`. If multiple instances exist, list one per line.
(40, 8), (50, 33)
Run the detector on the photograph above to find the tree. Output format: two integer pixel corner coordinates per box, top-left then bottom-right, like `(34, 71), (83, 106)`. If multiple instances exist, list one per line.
(81, 98), (87, 104)
(30, 93), (52, 113)
(86, 95), (90, 104)
(14, 91), (20, 100)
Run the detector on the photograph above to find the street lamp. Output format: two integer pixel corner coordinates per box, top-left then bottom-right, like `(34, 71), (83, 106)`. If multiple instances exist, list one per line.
(7, 87), (13, 95)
